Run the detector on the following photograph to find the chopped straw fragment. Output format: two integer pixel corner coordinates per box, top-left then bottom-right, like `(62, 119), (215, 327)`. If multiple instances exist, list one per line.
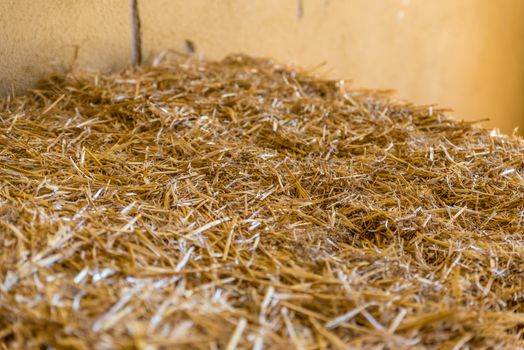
(1, 53), (524, 349)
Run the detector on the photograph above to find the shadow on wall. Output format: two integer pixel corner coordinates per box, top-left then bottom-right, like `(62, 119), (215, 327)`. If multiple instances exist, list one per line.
(1, 0), (523, 134)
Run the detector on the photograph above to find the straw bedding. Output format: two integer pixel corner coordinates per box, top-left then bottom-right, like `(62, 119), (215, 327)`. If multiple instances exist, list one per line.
(1, 54), (524, 349)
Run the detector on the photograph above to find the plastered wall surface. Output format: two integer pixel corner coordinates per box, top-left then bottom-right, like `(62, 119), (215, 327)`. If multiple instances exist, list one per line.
(0, 0), (130, 94)
(1, 0), (524, 133)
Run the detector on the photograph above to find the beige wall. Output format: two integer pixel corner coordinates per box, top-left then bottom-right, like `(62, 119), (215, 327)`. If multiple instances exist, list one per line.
(0, 0), (130, 94)
(2, 0), (524, 133)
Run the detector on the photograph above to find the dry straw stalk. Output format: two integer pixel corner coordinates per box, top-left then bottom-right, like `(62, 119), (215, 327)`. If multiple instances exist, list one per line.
(1, 54), (524, 349)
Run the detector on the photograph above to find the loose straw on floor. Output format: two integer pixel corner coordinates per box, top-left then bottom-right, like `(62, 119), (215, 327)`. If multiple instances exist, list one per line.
(1, 53), (524, 349)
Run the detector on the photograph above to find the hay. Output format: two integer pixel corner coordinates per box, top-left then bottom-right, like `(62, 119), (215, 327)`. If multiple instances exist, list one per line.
(1, 53), (524, 349)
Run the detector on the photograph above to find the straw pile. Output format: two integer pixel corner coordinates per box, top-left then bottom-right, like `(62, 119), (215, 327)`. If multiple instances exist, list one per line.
(1, 54), (524, 349)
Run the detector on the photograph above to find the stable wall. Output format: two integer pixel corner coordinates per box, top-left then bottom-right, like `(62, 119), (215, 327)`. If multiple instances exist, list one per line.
(1, 0), (524, 133)
(0, 0), (130, 94)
